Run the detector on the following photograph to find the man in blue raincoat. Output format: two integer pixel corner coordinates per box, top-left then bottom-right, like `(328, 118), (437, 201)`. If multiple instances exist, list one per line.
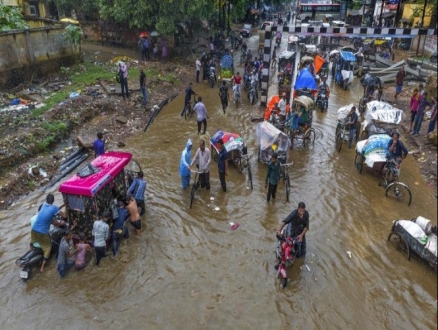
(179, 139), (193, 189)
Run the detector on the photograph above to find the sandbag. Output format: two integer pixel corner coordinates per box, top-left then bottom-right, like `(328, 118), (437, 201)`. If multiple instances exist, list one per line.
(397, 220), (427, 243)
(426, 234), (437, 256)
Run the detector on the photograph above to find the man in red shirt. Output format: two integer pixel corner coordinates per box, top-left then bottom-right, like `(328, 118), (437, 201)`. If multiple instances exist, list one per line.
(232, 72), (242, 100)
(394, 66), (406, 100)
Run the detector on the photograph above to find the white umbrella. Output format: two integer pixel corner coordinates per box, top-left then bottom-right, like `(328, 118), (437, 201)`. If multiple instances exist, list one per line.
(330, 49), (340, 56)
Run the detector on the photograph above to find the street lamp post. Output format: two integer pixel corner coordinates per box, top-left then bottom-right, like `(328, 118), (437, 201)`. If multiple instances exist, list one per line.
(378, 0), (385, 27)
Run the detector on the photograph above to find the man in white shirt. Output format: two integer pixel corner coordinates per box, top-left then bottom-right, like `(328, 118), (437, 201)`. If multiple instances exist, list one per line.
(193, 96), (209, 135)
(189, 140), (212, 190)
(278, 93), (287, 130)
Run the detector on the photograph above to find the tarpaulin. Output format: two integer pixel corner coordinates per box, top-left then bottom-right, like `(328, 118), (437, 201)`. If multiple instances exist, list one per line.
(314, 55), (324, 74)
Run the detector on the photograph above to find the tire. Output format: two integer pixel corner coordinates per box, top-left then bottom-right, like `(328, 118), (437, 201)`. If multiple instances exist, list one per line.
(209, 77), (214, 88)
(360, 130), (368, 140)
(304, 129), (315, 147)
(184, 105), (189, 120)
(343, 80), (347, 90)
(336, 132), (343, 152)
(399, 236), (411, 260)
(282, 277), (288, 288)
(189, 184), (196, 209)
(385, 182), (412, 206)
(285, 175), (290, 201)
(359, 98), (366, 114)
(355, 152), (364, 173)
(250, 92), (254, 105)
(248, 164), (253, 190)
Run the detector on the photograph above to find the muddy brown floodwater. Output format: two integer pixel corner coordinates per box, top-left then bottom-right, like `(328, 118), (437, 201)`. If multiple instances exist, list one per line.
(0, 33), (437, 330)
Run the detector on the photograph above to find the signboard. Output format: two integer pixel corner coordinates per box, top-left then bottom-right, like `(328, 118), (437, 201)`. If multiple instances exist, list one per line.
(385, 4), (398, 10)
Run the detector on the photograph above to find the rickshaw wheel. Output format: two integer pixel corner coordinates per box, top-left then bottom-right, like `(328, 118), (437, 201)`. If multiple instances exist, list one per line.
(285, 176), (290, 201)
(386, 182), (412, 206)
(354, 152), (364, 173)
(248, 164), (253, 190)
(303, 129), (315, 147)
(398, 235), (411, 260)
(335, 132), (343, 152)
(360, 130), (368, 140)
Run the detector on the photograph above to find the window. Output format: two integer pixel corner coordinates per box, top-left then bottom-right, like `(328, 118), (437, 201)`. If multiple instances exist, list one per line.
(29, 5), (37, 16)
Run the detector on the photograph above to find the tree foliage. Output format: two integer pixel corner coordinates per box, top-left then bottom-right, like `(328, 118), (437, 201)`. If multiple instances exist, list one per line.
(63, 24), (83, 63)
(0, 4), (29, 31)
(46, 0), (98, 18)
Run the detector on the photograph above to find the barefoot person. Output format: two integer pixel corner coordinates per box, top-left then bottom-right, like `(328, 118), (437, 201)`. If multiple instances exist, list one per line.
(126, 195), (141, 236)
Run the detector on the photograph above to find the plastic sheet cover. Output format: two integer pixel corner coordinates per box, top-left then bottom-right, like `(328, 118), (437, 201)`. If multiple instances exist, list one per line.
(337, 103), (360, 120)
(365, 101), (405, 124)
(256, 121), (291, 163)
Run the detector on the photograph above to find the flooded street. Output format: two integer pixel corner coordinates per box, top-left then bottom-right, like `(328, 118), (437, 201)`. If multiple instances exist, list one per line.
(0, 33), (437, 329)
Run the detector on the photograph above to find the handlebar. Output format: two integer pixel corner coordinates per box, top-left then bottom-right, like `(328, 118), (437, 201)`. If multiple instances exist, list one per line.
(280, 162), (293, 167)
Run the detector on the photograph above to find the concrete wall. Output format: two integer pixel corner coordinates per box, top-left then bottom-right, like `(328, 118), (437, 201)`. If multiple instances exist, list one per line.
(412, 35), (437, 56)
(0, 26), (76, 89)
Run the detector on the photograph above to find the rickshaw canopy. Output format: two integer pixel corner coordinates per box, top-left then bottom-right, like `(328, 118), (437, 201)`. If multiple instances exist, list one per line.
(279, 51), (295, 60)
(293, 95), (314, 110)
(339, 51), (356, 62)
(59, 152), (132, 197)
(300, 55), (314, 63)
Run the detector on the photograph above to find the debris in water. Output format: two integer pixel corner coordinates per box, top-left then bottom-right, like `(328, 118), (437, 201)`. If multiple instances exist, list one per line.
(347, 251), (352, 258)
(210, 197), (214, 201)
(305, 265), (310, 271)
(229, 222), (240, 230)
(214, 207), (220, 211)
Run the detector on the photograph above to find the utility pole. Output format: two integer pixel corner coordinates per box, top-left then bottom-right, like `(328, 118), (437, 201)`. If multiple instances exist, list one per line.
(415, 0), (428, 55)
(378, 0), (385, 27)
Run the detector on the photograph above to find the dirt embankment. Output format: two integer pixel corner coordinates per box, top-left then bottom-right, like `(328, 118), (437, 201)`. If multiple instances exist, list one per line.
(0, 43), (195, 209)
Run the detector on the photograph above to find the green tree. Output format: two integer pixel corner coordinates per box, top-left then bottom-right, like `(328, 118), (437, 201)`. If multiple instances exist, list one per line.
(46, 0), (98, 19)
(0, 4), (29, 31)
(63, 24), (83, 63)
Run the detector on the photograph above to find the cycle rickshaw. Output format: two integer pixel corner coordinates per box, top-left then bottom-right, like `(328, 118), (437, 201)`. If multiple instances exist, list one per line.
(354, 133), (412, 205)
(256, 121), (292, 201)
(334, 51), (356, 90)
(359, 74), (383, 114)
(335, 103), (361, 152)
(388, 217), (437, 270)
(285, 95), (316, 149)
(210, 130), (253, 190)
(360, 101), (404, 140)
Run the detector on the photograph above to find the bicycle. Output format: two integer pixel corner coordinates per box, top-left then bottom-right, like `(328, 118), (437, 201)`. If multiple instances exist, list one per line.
(335, 120), (360, 152)
(233, 85), (241, 106)
(278, 155), (293, 201)
(182, 95), (196, 120)
(355, 154), (412, 205)
(189, 170), (202, 209)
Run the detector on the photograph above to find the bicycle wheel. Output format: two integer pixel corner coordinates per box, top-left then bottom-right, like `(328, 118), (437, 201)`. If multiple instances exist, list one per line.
(184, 105), (189, 120)
(360, 130), (368, 140)
(285, 175), (290, 201)
(385, 182), (412, 205)
(189, 184), (196, 209)
(303, 129), (315, 147)
(354, 152), (364, 173)
(336, 132), (343, 152)
(248, 163), (253, 190)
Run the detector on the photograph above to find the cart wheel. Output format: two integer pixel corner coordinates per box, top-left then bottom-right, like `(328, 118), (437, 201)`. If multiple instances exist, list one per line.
(359, 98), (366, 114)
(398, 235), (411, 261)
(304, 129), (315, 147)
(248, 164), (253, 190)
(385, 182), (412, 206)
(387, 231), (395, 242)
(335, 132), (343, 152)
(360, 130), (368, 140)
(189, 184), (196, 209)
(354, 152), (364, 173)
(285, 175), (291, 201)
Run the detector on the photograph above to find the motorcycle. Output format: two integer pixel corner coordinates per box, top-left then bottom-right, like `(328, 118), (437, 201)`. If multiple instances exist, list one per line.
(16, 223), (67, 282)
(316, 90), (328, 112)
(243, 73), (251, 91)
(249, 80), (258, 105)
(240, 49), (248, 64)
(275, 233), (300, 288)
(209, 67), (216, 88)
(235, 36), (243, 50)
(276, 36), (281, 47)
